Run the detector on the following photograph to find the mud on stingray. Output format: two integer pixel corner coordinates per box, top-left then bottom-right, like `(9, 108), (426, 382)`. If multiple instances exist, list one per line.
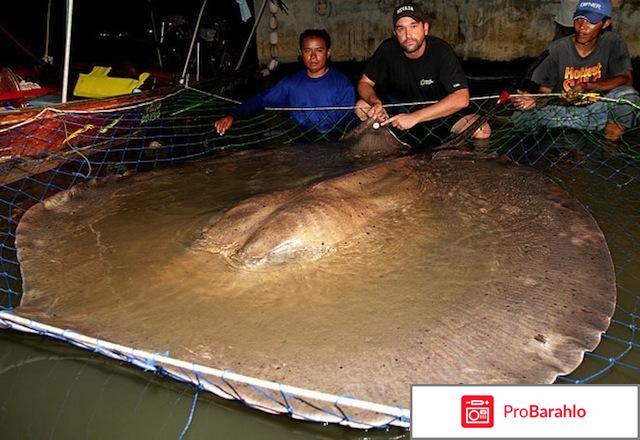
(15, 125), (616, 416)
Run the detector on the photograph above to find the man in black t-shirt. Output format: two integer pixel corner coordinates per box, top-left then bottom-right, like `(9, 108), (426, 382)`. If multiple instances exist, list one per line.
(355, 2), (490, 139)
(511, 0), (639, 140)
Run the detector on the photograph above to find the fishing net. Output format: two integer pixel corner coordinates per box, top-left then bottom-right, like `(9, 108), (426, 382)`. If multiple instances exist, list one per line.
(0, 85), (638, 431)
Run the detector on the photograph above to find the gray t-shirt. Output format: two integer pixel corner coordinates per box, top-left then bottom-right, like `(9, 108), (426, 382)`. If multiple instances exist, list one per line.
(532, 31), (632, 93)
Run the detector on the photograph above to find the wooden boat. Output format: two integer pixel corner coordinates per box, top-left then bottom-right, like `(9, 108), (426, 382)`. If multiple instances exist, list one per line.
(0, 87), (180, 184)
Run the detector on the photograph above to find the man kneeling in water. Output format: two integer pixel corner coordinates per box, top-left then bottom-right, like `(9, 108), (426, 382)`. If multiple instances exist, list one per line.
(215, 29), (356, 136)
(510, 0), (640, 141)
(355, 3), (491, 143)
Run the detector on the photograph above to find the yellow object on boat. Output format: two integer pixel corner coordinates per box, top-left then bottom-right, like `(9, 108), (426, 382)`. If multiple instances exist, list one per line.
(74, 66), (150, 99)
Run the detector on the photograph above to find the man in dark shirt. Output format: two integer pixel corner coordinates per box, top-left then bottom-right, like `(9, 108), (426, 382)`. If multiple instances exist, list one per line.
(355, 2), (490, 139)
(511, 0), (639, 140)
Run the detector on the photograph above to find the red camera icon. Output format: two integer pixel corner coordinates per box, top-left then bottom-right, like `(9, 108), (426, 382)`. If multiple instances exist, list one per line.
(461, 395), (494, 428)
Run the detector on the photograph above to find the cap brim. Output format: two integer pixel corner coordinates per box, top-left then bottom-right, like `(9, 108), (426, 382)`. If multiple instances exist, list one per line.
(573, 11), (607, 24)
(393, 12), (424, 25)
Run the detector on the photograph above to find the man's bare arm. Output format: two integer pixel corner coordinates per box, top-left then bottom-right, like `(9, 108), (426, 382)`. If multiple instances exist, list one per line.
(511, 85), (551, 110)
(382, 88), (469, 130)
(568, 71), (633, 97)
(356, 74), (388, 120)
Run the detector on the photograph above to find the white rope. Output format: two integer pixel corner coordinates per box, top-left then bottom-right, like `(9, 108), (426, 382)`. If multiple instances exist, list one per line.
(3, 91), (633, 135)
(66, 144), (92, 178)
(263, 95), (502, 112)
(0, 88), (188, 134)
(509, 92), (640, 111)
(261, 92), (640, 112)
(47, 89), (187, 114)
(182, 86), (242, 104)
(0, 108), (51, 133)
(0, 310), (410, 429)
(169, 87), (242, 117)
(0, 85), (244, 134)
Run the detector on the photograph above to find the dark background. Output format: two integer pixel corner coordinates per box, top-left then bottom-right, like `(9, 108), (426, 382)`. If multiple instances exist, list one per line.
(2, 1), (638, 96)
(2, 0), (257, 86)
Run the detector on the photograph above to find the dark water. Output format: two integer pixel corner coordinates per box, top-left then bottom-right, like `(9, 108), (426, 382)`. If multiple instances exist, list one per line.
(0, 331), (403, 440)
(0, 145), (410, 439)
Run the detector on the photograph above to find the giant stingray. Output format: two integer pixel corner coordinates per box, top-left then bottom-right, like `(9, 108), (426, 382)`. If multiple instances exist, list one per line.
(15, 115), (616, 425)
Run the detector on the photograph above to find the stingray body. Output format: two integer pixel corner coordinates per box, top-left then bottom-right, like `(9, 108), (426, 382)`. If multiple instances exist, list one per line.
(197, 123), (422, 268)
(13, 124), (617, 424)
(197, 155), (425, 268)
(189, 124), (615, 385)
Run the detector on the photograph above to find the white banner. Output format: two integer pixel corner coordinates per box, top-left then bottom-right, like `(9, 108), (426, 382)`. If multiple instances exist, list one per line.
(412, 385), (638, 438)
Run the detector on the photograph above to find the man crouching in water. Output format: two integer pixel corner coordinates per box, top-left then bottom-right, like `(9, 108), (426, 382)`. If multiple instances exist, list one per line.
(215, 29), (356, 136)
(510, 0), (640, 141)
(355, 2), (491, 142)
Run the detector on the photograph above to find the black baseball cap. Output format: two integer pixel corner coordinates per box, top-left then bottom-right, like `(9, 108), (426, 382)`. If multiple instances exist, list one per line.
(392, 3), (426, 25)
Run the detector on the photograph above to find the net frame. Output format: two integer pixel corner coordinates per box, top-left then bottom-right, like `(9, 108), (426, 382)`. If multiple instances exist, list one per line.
(0, 85), (638, 429)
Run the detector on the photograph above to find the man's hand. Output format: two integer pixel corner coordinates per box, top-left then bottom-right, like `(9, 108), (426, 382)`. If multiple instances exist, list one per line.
(214, 115), (235, 136)
(510, 89), (536, 110)
(562, 82), (588, 103)
(355, 99), (388, 121)
(367, 103), (389, 121)
(356, 74), (389, 122)
(355, 100), (388, 122)
(381, 112), (419, 130)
